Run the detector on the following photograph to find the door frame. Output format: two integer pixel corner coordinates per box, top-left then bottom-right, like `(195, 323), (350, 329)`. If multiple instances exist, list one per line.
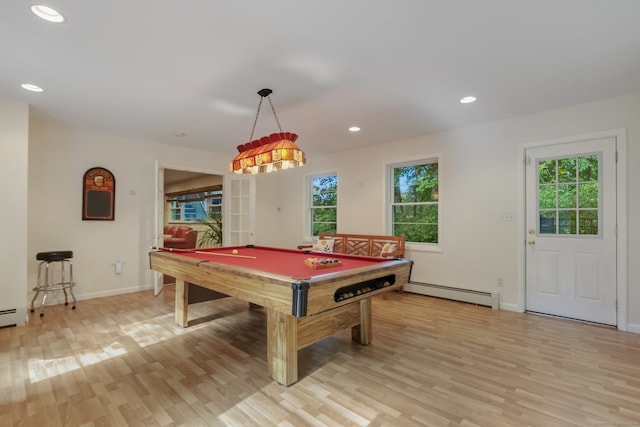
(516, 128), (628, 331)
(153, 161), (227, 295)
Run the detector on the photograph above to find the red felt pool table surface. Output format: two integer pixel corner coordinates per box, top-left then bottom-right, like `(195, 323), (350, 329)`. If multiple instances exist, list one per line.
(164, 245), (391, 279)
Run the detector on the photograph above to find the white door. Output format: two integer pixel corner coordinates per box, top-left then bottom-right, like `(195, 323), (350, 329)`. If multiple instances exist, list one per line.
(525, 137), (617, 325)
(224, 174), (255, 245)
(153, 162), (165, 296)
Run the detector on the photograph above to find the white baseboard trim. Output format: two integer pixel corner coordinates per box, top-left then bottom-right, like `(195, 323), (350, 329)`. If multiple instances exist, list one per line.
(0, 306), (27, 327)
(405, 281), (499, 309)
(626, 323), (640, 334)
(496, 302), (520, 312)
(28, 283), (154, 308)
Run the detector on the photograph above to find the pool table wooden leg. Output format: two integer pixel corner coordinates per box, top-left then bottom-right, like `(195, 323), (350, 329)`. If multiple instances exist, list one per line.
(175, 279), (189, 327)
(352, 298), (372, 345)
(266, 308), (298, 386)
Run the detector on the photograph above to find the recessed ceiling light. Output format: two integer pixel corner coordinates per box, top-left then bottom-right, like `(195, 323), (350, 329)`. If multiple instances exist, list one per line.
(21, 83), (44, 92)
(349, 126), (361, 132)
(30, 5), (65, 23)
(460, 96), (477, 104)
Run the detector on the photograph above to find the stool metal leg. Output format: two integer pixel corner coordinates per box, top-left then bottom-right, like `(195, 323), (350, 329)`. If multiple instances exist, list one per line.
(39, 292), (48, 317)
(39, 261), (50, 316)
(61, 261), (68, 305)
(30, 289), (40, 313)
(65, 260), (76, 309)
(31, 257), (76, 316)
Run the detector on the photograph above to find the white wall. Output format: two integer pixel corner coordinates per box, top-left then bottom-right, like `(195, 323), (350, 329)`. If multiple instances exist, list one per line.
(262, 92), (640, 332)
(6, 92), (638, 332)
(27, 119), (230, 305)
(0, 101), (28, 324)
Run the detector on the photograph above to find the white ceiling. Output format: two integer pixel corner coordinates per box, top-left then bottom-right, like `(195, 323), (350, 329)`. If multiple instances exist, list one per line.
(2, 1), (640, 158)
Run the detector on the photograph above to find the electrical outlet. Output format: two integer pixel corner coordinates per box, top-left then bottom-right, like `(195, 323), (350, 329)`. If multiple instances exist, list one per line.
(497, 277), (504, 287)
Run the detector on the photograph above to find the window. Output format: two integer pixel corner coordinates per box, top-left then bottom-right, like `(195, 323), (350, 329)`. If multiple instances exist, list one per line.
(388, 159), (439, 244)
(538, 154), (600, 236)
(309, 174), (337, 236)
(166, 185), (222, 223)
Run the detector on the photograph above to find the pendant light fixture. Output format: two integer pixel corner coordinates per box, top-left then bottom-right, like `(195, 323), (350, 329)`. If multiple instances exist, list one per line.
(230, 89), (305, 174)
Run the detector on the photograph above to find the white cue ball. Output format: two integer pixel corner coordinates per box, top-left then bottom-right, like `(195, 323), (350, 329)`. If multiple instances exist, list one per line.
(232, 249), (238, 255)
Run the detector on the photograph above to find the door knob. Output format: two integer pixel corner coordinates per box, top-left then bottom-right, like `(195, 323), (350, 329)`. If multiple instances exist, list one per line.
(527, 240), (536, 246)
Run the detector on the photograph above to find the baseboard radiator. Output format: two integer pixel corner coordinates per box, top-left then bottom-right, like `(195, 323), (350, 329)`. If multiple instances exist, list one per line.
(0, 307), (27, 328)
(405, 282), (500, 309)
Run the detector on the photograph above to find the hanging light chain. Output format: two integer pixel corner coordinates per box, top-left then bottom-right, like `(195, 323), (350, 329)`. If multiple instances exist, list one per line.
(267, 95), (283, 133)
(248, 96), (264, 143)
(248, 89), (283, 142)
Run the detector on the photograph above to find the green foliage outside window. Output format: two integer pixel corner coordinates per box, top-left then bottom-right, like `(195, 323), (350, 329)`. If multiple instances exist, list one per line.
(392, 162), (439, 243)
(538, 154), (599, 235)
(311, 175), (337, 235)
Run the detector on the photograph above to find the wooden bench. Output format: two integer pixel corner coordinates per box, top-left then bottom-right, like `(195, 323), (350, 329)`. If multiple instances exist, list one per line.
(298, 232), (406, 298)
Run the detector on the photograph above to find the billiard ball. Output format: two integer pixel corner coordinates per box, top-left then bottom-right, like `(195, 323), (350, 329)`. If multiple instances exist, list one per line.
(232, 249), (238, 255)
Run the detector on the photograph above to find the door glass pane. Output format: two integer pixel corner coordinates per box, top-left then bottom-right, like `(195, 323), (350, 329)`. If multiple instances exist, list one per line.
(537, 154), (600, 236)
(558, 158), (576, 183)
(539, 210), (556, 234)
(539, 185), (556, 209)
(538, 160), (556, 184)
(578, 155), (598, 181)
(579, 210), (598, 235)
(578, 183), (598, 208)
(558, 184), (576, 209)
(558, 210), (576, 234)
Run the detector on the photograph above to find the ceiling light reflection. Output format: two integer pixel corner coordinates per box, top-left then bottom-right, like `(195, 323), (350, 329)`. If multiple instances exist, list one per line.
(30, 5), (65, 23)
(21, 83), (44, 92)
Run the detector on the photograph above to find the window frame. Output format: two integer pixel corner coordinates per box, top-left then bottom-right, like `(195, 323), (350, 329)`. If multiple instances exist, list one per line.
(305, 172), (338, 239)
(386, 157), (442, 252)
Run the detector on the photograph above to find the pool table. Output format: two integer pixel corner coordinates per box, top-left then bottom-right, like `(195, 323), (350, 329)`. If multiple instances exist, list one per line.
(148, 245), (412, 386)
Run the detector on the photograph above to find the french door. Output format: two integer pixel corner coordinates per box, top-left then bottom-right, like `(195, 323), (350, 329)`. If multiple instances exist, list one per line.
(153, 163), (165, 296)
(224, 174), (255, 246)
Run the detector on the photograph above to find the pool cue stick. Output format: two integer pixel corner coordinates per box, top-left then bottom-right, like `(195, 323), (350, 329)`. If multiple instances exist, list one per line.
(156, 247), (257, 259)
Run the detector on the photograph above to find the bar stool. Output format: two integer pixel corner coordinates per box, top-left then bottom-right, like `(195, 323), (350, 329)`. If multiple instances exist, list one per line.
(31, 251), (77, 317)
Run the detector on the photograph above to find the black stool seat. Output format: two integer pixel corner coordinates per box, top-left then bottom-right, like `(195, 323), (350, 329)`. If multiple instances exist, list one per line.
(36, 251), (73, 262)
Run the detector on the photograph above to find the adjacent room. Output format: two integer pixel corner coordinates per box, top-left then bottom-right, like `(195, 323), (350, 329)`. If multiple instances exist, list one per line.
(1, 1), (640, 426)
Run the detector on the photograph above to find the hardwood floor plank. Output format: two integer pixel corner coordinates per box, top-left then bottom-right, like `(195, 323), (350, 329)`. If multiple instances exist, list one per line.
(2, 287), (640, 426)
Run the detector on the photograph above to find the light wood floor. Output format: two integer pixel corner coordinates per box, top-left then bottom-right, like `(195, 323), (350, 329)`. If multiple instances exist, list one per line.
(1, 288), (639, 427)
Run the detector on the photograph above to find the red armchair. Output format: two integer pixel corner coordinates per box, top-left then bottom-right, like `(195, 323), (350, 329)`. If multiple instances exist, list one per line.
(163, 226), (198, 249)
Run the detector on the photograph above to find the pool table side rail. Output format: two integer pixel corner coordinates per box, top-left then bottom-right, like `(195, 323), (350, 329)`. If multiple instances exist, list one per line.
(303, 259), (412, 314)
(149, 251), (293, 313)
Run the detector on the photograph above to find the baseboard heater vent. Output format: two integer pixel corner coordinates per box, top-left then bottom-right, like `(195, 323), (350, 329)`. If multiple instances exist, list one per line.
(0, 308), (19, 328)
(405, 282), (499, 309)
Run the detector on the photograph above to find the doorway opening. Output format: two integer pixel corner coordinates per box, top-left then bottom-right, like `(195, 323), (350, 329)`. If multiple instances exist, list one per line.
(153, 163), (225, 296)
